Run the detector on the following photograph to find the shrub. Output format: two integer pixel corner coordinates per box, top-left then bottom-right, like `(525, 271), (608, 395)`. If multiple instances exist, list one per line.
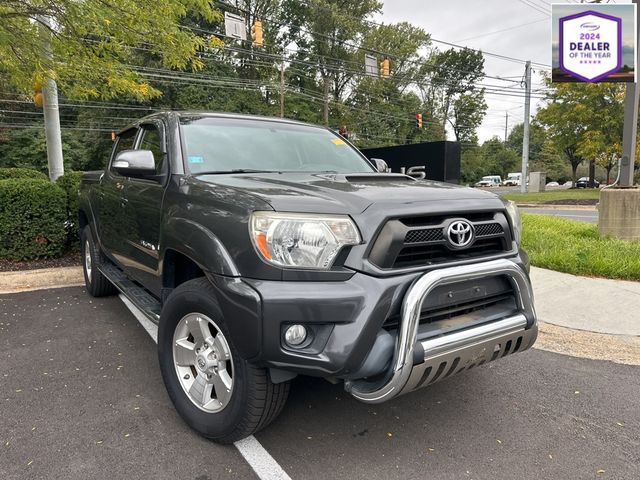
(0, 178), (67, 260)
(56, 171), (84, 246)
(0, 167), (48, 180)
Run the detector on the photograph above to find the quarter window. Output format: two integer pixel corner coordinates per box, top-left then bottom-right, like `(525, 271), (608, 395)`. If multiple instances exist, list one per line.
(138, 124), (166, 175)
(110, 128), (137, 174)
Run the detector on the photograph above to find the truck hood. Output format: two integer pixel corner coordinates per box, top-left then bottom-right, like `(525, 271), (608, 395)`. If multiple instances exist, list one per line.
(196, 172), (501, 215)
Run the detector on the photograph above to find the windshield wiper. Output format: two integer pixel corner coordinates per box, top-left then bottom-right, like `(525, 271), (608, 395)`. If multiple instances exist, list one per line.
(192, 169), (280, 175)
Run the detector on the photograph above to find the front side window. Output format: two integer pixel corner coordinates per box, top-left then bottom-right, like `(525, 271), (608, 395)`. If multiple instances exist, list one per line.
(179, 117), (374, 174)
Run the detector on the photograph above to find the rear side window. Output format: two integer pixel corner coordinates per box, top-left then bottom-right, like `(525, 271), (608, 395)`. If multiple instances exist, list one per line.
(110, 128), (137, 174)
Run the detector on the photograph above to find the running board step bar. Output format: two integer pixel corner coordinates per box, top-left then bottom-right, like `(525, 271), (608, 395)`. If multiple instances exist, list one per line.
(99, 263), (162, 324)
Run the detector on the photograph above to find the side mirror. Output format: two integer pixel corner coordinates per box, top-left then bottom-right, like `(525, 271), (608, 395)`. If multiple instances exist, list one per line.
(370, 158), (390, 173)
(113, 150), (156, 177)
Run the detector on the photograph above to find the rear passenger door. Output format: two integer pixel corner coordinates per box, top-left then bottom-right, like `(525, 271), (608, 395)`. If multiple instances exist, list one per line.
(121, 121), (168, 296)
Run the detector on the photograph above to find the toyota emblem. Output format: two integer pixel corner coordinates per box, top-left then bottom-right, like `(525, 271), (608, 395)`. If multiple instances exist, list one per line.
(446, 220), (474, 249)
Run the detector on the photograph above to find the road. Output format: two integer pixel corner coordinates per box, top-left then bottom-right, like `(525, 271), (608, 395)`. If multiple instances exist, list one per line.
(521, 207), (598, 224)
(2, 287), (639, 480)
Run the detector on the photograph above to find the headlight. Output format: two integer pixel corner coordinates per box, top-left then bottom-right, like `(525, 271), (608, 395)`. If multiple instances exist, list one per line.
(504, 200), (522, 245)
(250, 212), (361, 269)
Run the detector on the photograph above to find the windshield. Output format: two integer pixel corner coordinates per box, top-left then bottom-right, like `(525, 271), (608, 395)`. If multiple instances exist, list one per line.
(179, 116), (375, 174)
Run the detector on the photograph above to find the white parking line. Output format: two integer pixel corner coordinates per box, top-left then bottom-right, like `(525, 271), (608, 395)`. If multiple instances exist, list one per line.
(118, 294), (292, 480)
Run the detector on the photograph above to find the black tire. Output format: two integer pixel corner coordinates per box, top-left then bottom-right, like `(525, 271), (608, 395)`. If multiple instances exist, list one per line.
(81, 227), (117, 297)
(158, 277), (290, 444)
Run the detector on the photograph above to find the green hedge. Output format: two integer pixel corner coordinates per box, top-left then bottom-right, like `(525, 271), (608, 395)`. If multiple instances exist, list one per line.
(0, 167), (48, 180)
(0, 179), (67, 260)
(56, 171), (84, 245)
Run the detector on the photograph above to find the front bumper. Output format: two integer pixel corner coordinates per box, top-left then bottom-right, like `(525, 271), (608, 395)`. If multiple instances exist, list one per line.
(345, 259), (537, 403)
(211, 253), (537, 392)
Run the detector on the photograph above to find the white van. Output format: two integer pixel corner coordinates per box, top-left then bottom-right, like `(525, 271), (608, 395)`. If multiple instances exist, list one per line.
(503, 172), (522, 186)
(474, 175), (502, 188)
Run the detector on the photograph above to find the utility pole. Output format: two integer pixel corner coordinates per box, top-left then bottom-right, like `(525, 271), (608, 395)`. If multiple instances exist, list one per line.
(39, 16), (64, 182)
(279, 53), (285, 118)
(504, 111), (509, 143)
(620, 0), (639, 186)
(521, 61), (531, 193)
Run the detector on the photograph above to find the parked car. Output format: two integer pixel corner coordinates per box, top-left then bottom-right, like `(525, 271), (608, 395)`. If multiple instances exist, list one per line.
(503, 173), (522, 187)
(546, 181), (560, 187)
(575, 177), (600, 188)
(474, 175), (503, 187)
(79, 112), (538, 443)
(563, 181), (573, 188)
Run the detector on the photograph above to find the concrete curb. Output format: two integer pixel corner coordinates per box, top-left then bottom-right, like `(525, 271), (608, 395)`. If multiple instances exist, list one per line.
(0, 266), (84, 294)
(518, 203), (597, 210)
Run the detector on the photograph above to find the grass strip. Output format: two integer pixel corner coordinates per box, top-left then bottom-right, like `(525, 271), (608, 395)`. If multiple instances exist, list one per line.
(503, 189), (600, 204)
(522, 213), (640, 281)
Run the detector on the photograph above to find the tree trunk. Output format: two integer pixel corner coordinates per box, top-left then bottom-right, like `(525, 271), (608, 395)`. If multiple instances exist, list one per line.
(571, 162), (579, 186)
(605, 166), (612, 185)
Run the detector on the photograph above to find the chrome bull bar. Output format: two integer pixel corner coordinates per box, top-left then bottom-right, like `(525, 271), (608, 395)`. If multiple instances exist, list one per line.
(347, 259), (538, 404)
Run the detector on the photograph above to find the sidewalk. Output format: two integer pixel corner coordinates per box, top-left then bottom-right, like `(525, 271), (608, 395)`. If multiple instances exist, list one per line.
(531, 267), (640, 336)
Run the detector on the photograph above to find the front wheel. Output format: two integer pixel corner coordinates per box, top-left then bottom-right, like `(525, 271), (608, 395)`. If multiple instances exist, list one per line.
(158, 277), (290, 443)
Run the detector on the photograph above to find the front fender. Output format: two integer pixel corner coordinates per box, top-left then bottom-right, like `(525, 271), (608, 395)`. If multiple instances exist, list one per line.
(160, 217), (240, 277)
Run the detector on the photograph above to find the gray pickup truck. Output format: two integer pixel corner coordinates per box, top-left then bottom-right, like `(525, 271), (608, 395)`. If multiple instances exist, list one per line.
(79, 112), (537, 443)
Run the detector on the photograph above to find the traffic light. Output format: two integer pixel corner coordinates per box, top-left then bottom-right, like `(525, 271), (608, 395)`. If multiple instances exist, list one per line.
(33, 81), (43, 108)
(415, 113), (423, 129)
(380, 58), (390, 79)
(251, 19), (263, 48)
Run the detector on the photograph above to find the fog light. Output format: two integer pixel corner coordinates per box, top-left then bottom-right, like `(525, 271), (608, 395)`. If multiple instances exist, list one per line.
(284, 324), (307, 346)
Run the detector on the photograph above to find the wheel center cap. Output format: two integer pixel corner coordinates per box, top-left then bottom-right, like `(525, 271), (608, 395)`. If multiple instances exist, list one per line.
(196, 356), (207, 370)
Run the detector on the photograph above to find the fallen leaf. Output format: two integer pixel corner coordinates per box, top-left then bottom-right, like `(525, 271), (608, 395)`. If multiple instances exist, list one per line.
(124, 433), (130, 438)
(96, 440), (103, 444)
(31, 427), (36, 432)
(496, 439), (502, 444)
(596, 470), (605, 475)
(26, 460), (33, 466)
(387, 432), (393, 437)
(616, 422), (624, 427)
(549, 454), (553, 459)
(15, 389), (22, 393)
(428, 448), (435, 452)
(574, 391), (580, 395)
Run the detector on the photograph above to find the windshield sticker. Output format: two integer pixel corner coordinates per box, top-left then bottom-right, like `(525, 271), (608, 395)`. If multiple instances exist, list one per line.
(188, 155), (205, 164)
(331, 138), (346, 145)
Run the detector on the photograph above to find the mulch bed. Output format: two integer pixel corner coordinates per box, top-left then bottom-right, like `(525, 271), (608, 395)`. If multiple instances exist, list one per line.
(0, 250), (82, 272)
(542, 199), (599, 206)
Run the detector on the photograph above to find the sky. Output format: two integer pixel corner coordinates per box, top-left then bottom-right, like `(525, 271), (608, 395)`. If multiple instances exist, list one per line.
(379, 0), (633, 142)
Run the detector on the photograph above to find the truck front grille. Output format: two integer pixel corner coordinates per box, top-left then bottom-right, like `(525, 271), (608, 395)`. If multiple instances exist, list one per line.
(368, 211), (513, 270)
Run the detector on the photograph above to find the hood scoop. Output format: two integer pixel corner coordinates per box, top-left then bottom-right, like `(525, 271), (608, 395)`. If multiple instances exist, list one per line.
(344, 173), (415, 183)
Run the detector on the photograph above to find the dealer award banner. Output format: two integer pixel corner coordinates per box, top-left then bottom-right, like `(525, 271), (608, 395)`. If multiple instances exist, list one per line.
(552, 3), (636, 83)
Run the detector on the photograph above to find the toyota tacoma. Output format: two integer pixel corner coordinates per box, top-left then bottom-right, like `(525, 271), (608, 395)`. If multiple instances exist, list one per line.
(78, 112), (538, 443)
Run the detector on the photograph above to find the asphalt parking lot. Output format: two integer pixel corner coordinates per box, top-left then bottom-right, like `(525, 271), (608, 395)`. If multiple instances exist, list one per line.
(2, 287), (639, 480)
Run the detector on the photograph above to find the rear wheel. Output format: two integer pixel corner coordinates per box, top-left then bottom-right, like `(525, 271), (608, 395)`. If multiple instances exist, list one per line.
(158, 277), (290, 443)
(81, 227), (117, 297)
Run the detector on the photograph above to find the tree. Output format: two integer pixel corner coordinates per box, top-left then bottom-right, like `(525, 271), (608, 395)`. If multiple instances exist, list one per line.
(0, 0), (221, 100)
(450, 90), (487, 142)
(536, 78), (625, 184)
(429, 48), (485, 138)
(282, 0), (382, 125)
